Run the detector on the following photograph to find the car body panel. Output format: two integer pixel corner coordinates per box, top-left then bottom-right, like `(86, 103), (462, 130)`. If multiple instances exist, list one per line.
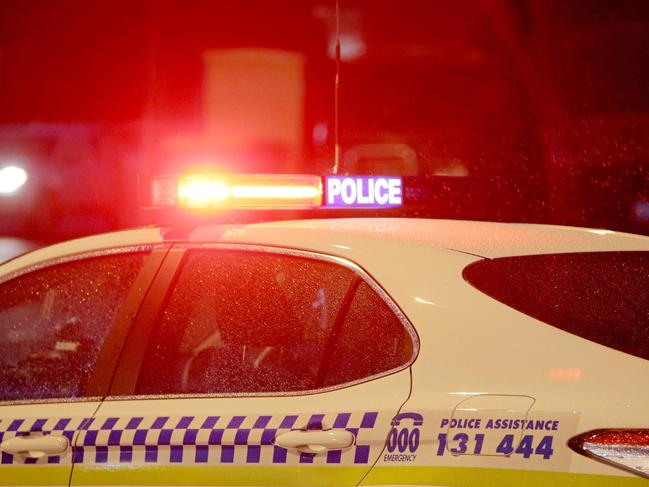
(5, 218), (649, 279)
(359, 466), (647, 486)
(70, 371), (410, 487)
(362, 243), (649, 482)
(187, 218), (649, 257)
(0, 246), (168, 486)
(67, 242), (416, 486)
(1, 218), (648, 485)
(0, 402), (101, 487)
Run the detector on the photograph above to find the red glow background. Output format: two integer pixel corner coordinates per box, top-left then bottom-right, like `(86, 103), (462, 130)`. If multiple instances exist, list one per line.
(0, 0), (648, 242)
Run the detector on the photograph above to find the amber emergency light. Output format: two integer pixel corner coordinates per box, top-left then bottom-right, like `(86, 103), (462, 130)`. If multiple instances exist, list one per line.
(152, 174), (323, 210)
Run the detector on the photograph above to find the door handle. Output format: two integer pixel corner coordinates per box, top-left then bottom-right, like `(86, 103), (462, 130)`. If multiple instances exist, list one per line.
(274, 429), (355, 454)
(0, 435), (69, 458)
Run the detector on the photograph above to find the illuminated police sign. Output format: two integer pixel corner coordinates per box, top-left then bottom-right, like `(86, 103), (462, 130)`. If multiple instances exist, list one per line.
(324, 176), (403, 208)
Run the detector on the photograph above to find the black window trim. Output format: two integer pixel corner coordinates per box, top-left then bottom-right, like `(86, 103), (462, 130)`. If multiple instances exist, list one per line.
(0, 244), (170, 406)
(107, 242), (420, 400)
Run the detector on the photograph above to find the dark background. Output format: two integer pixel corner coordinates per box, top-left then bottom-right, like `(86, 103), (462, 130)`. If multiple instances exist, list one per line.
(0, 0), (648, 246)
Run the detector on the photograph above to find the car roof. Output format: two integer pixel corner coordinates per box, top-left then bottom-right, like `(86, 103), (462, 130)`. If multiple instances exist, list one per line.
(190, 218), (649, 257)
(3, 218), (649, 277)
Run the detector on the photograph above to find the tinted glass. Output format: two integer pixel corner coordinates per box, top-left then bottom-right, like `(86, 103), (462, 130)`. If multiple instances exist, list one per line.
(0, 253), (147, 401)
(137, 250), (354, 394)
(322, 281), (414, 387)
(463, 252), (649, 361)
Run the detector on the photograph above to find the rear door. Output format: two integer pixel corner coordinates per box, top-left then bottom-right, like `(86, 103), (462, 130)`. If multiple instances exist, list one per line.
(72, 244), (417, 487)
(0, 247), (165, 487)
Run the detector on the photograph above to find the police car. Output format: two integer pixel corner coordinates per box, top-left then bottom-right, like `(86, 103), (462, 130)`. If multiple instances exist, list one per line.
(0, 173), (648, 486)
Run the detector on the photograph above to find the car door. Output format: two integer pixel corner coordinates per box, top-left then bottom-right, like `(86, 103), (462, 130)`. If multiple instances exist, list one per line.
(72, 244), (417, 487)
(0, 247), (166, 487)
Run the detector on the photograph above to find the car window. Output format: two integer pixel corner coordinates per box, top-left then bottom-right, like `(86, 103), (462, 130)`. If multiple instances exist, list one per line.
(135, 249), (414, 395)
(463, 251), (649, 361)
(0, 252), (148, 402)
(321, 281), (414, 387)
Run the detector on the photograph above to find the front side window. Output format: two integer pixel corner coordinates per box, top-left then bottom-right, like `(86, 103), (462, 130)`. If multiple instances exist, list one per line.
(136, 249), (414, 396)
(0, 252), (148, 402)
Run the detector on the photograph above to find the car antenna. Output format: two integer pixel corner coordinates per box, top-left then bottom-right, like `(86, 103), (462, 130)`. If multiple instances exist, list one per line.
(332, 0), (342, 174)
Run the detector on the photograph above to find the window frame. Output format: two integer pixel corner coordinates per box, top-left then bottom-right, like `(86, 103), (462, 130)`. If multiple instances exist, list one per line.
(108, 243), (420, 400)
(0, 244), (169, 406)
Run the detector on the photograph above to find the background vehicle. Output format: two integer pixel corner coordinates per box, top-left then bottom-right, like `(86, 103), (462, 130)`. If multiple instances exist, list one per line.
(0, 237), (38, 263)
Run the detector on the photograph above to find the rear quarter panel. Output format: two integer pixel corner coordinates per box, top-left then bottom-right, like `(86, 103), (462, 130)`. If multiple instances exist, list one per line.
(364, 246), (649, 486)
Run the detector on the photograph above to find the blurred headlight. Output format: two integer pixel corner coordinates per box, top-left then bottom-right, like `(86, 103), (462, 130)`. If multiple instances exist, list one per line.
(0, 166), (28, 194)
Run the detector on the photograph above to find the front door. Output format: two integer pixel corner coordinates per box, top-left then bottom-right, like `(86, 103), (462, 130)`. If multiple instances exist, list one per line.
(0, 249), (161, 487)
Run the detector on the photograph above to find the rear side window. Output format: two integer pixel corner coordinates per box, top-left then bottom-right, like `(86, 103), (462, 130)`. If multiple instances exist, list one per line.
(0, 252), (148, 402)
(463, 252), (649, 361)
(136, 249), (415, 395)
(321, 281), (414, 387)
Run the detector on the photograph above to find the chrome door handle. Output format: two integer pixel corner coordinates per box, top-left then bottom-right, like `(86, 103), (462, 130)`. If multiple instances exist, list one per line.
(0, 435), (69, 458)
(274, 429), (355, 454)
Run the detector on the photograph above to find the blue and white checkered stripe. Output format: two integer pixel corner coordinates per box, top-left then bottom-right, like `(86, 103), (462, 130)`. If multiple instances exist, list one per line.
(0, 417), (90, 465)
(0, 412), (378, 466)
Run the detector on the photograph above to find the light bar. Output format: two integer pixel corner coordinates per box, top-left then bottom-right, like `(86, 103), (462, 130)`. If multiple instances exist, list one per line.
(569, 429), (649, 479)
(153, 174), (322, 210)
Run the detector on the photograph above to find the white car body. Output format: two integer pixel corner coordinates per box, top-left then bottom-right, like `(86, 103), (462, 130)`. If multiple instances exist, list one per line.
(1, 218), (648, 486)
